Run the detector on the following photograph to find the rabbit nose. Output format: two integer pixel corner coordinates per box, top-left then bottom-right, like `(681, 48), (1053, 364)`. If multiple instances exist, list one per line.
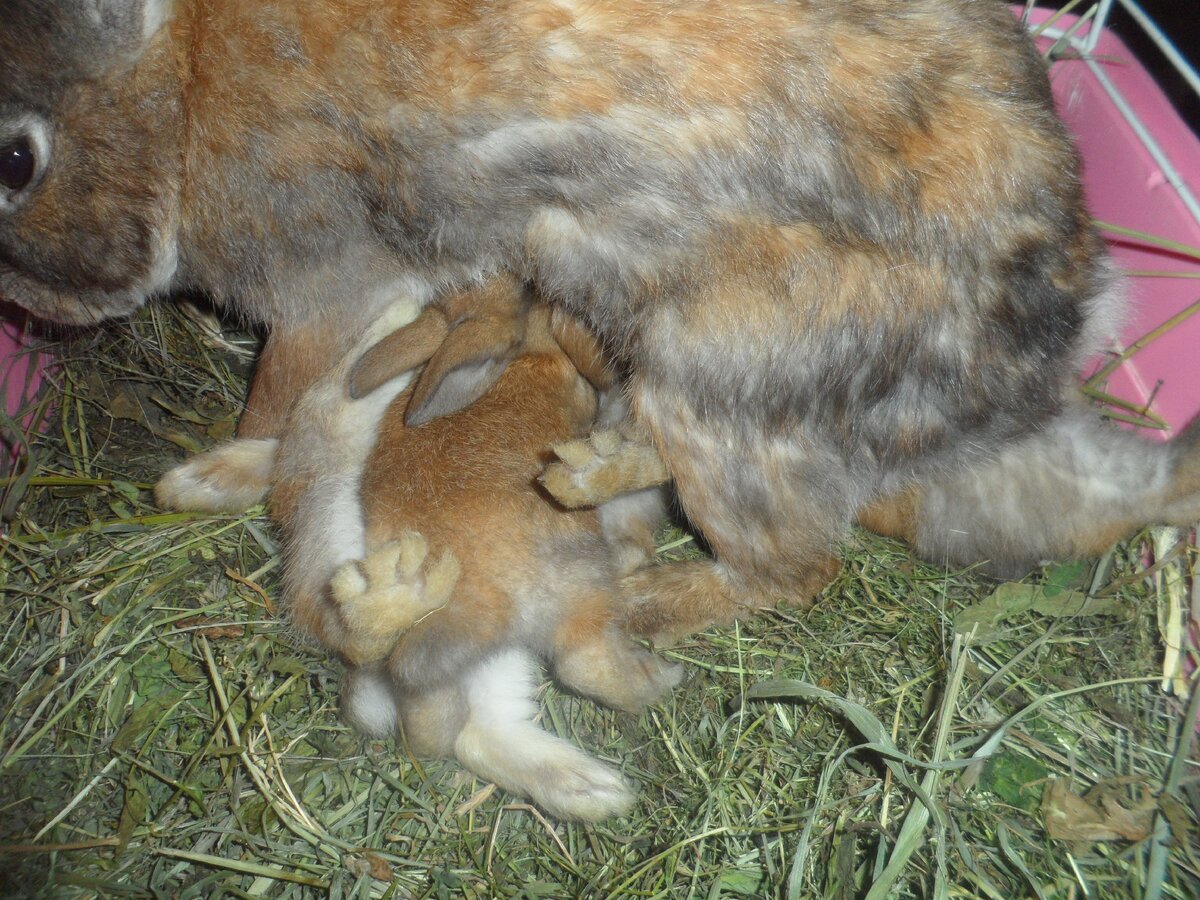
(0, 137), (35, 192)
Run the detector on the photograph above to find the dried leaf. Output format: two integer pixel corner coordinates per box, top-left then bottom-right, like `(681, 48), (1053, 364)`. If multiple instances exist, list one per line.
(956, 583), (1123, 643)
(107, 389), (151, 426)
(344, 851), (393, 882)
(1030, 593), (1125, 619)
(111, 695), (176, 752)
(955, 583), (1042, 642)
(1158, 795), (1195, 847)
(167, 647), (205, 681)
(206, 418), (237, 441)
(116, 772), (149, 857)
(149, 395), (216, 426)
(157, 429), (206, 453)
(1042, 778), (1156, 844)
(177, 616), (245, 640)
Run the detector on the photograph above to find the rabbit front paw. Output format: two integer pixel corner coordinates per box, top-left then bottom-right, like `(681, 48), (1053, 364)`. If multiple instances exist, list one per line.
(541, 429), (669, 508)
(330, 532), (460, 664)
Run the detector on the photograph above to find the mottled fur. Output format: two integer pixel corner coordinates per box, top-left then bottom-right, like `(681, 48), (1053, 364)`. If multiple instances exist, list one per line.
(860, 408), (1200, 579)
(3, 2), (1148, 636)
(545, 405), (1200, 639)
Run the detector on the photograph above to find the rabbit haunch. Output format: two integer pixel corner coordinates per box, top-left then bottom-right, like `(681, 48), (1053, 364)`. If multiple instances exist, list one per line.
(2, 1), (1136, 619)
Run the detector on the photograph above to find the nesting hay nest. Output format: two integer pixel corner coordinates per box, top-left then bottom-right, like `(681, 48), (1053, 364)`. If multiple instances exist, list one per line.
(1, 301), (1197, 898)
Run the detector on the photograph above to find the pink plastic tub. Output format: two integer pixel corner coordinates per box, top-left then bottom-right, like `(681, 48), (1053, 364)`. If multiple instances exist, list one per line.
(1, 317), (49, 473)
(1025, 5), (1200, 438)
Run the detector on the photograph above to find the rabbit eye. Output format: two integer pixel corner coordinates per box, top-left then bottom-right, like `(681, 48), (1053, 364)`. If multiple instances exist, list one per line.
(0, 137), (36, 192)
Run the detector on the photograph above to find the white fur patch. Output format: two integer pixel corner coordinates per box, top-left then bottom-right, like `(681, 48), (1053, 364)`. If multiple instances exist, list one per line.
(359, 295), (428, 345)
(342, 666), (399, 737)
(155, 438), (277, 512)
(141, 0), (174, 44)
(143, 214), (180, 296)
(452, 650), (635, 821)
(276, 298), (423, 608)
(1077, 257), (1129, 365)
(461, 649), (542, 726)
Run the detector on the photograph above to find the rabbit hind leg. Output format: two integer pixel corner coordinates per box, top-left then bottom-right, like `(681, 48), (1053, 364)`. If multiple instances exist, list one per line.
(860, 407), (1200, 578)
(551, 589), (683, 713)
(620, 393), (847, 645)
(452, 649), (635, 821)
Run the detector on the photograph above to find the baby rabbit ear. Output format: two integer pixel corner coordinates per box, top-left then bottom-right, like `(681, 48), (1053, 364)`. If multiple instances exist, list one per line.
(550, 308), (614, 391)
(347, 308), (451, 400)
(396, 275), (531, 427)
(404, 310), (528, 426)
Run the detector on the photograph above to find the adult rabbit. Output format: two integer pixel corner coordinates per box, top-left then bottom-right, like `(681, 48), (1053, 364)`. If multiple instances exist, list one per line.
(1, 1), (1163, 631)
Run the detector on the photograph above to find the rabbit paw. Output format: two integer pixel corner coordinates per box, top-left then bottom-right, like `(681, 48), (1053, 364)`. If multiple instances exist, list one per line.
(155, 438), (277, 513)
(527, 752), (636, 822)
(624, 646), (685, 707)
(330, 532), (460, 664)
(556, 636), (684, 713)
(593, 644), (683, 712)
(541, 429), (669, 508)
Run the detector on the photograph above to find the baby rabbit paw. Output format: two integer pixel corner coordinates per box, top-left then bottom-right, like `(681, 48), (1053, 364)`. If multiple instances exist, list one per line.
(556, 636), (684, 713)
(330, 532), (460, 664)
(155, 438), (277, 513)
(541, 429), (669, 508)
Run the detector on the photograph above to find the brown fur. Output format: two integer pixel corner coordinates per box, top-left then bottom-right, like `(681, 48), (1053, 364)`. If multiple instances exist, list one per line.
(4, 1), (1158, 654)
(544, 409), (1200, 600)
(344, 301), (673, 708)
(856, 490), (921, 547)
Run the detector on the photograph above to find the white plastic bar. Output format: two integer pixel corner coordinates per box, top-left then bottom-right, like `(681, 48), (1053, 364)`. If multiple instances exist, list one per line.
(1083, 49), (1200, 225)
(1036, 14), (1200, 228)
(1114, 0), (1200, 102)
(1087, 0), (1117, 52)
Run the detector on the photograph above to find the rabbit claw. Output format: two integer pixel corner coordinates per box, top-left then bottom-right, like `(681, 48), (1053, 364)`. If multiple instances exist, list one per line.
(330, 532), (460, 663)
(542, 429), (669, 508)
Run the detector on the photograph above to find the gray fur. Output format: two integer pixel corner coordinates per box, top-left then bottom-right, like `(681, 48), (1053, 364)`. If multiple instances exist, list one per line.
(912, 407), (1200, 578)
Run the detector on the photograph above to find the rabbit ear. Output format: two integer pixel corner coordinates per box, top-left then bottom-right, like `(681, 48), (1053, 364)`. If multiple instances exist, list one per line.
(347, 307), (451, 400)
(550, 308), (614, 391)
(404, 310), (527, 426)
(89, 0), (171, 40)
(403, 290), (530, 427)
(59, 0), (171, 52)
(2, 1), (167, 82)
(136, 0), (173, 43)
(10, 1), (174, 77)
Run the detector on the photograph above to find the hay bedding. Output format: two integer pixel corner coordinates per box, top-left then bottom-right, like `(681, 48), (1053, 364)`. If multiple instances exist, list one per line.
(1, 298), (1197, 899)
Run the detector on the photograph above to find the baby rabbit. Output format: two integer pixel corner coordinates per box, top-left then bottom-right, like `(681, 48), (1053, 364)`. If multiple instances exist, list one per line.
(2, 2), (1180, 639)
(160, 274), (679, 821)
